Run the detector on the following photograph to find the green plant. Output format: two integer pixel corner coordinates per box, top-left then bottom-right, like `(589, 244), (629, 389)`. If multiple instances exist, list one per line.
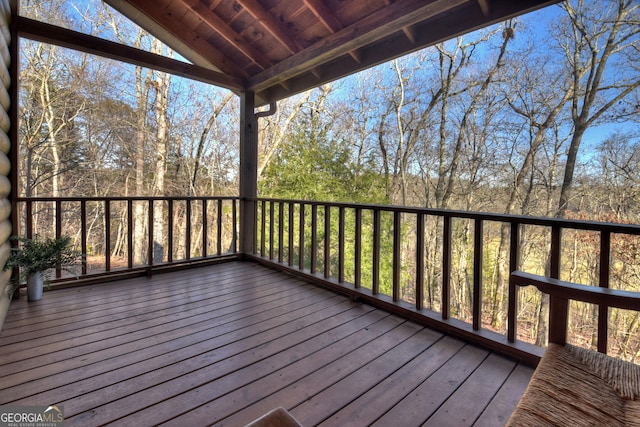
(4, 235), (83, 296)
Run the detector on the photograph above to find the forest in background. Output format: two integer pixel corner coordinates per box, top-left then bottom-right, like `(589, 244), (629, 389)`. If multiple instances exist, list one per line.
(18, 0), (640, 359)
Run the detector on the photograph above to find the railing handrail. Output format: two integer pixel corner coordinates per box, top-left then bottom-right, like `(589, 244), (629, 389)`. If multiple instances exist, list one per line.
(18, 196), (239, 202)
(249, 197), (640, 235)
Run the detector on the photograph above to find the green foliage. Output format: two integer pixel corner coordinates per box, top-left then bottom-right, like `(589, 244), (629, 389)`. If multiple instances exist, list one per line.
(259, 126), (387, 204)
(5, 235), (83, 289)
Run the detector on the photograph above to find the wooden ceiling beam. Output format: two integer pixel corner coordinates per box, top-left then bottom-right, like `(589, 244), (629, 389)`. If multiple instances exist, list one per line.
(105, 0), (248, 78)
(303, 0), (361, 64)
(15, 16), (245, 91)
(248, 0), (467, 92)
(478, 0), (491, 16)
(303, 0), (341, 33)
(402, 25), (417, 44)
(236, 0), (302, 55)
(182, 0), (273, 70)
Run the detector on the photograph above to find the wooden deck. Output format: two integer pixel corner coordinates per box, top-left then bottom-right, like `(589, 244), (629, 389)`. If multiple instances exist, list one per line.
(0, 261), (533, 426)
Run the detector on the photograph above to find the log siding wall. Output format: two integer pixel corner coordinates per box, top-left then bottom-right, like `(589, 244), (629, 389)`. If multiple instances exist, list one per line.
(0, 0), (12, 331)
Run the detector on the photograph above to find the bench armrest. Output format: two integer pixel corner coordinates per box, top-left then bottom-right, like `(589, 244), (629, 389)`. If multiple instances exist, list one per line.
(509, 270), (640, 347)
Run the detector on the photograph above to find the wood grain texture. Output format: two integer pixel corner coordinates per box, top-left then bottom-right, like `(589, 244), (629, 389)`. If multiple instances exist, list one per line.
(0, 262), (532, 426)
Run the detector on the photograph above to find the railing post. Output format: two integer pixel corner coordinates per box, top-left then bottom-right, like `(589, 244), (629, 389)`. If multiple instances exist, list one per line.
(239, 90), (257, 255)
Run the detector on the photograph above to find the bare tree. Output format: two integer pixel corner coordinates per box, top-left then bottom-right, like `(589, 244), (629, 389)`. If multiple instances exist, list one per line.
(556, 0), (640, 217)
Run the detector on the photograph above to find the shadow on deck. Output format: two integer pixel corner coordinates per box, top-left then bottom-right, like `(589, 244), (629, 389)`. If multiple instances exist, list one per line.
(0, 261), (532, 426)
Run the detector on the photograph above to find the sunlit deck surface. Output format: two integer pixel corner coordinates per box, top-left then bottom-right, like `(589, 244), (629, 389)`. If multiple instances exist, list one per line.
(0, 261), (533, 426)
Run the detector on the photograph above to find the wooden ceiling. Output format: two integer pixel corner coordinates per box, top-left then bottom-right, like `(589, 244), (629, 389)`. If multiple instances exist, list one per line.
(98, 1), (560, 104)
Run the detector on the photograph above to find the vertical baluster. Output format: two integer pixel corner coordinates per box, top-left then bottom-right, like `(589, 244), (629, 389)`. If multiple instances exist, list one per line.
(217, 198), (223, 256)
(186, 199), (192, 260)
(393, 211), (401, 302)
(251, 199), (257, 254)
(105, 200), (111, 272)
(473, 219), (483, 331)
(507, 222), (520, 343)
(279, 202), (284, 263)
(26, 200), (33, 239)
(598, 230), (611, 353)
(355, 207), (362, 289)
(338, 206), (345, 283)
(324, 205), (331, 279)
(148, 199), (154, 267)
(372, 208), (380, 295)
(288, 202), (294, 266)
(55, 200), (62, 278)
(416, 213), (425, 310)
(127, 199), (133, 268)
(550, 225), (561, 278)
(442, 215), (452, 320)
(167, 200), (174, 262)
(548, 224), (568, 345)
(260, 200), (266, 256)
(269, 201), (275, 260)
(232, 199), (238, 253)
(311, 204), (317, 274)
(299, 203), (305, 269)
(201, 199), (207, 258)
(81, 200), (88, 275)
(55, 200), (62, 238)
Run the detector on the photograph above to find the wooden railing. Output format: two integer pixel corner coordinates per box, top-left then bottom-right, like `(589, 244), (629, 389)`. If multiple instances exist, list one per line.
(14, 195), (640, 362)
(249, 198), (640, 363)
(15, 196), (240, 283)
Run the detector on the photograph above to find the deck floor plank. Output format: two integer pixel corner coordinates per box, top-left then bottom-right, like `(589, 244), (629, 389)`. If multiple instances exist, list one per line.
(0, 261), (532, 426)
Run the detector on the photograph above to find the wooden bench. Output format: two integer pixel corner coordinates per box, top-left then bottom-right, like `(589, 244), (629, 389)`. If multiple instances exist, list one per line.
(507, 271), (640, 426)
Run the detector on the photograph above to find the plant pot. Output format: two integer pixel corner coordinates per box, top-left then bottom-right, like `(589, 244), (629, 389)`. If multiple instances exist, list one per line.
(27, 271), (44, 301)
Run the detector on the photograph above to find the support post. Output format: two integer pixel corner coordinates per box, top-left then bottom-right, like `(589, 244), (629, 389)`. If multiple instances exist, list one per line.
(239, 91), (257, 255)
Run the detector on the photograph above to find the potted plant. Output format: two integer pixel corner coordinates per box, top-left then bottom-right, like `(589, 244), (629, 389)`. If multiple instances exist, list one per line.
(5, 235), (82, 301)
